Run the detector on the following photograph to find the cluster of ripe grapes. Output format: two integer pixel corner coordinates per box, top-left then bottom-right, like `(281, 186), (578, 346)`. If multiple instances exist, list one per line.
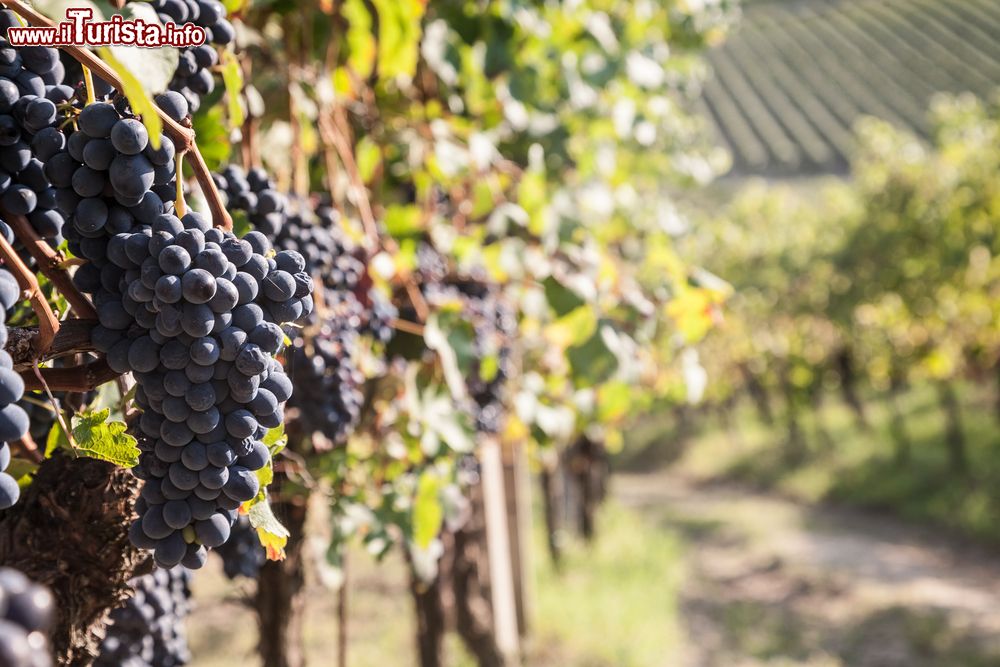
(217, 171), (395, 446)
(214, 164), (288, 238)
(140, 0), (234, 114)
(276, 202), (390, 444)
(460, 282), (515, 434)
(212, 515), (263, 579)
(22, 86), (313, 567)
(0, 567), (54, 667)
(415, 245), (514, 434)
(96, 567), (191, 667)
(0, 13), (75, 244)
(0, 267), (27, 509)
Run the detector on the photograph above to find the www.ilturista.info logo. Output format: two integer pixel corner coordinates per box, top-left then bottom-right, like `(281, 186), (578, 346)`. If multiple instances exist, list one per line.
(7, 7), (207, 48)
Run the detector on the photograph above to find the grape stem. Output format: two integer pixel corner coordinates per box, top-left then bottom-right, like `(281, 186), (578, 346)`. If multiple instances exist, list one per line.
(320, 108), (430, 321)
(318, 109), (379, 245)
(31, 362), (78, 451)
(175, 151), (187, 218)
(11, 435), (43, 464)
(0, 0), (234, 231)
(81, 64), (96, 106)
(390, 317), (425, 337)
(0, 233), (58, 355)
(0, 207), (98, 320)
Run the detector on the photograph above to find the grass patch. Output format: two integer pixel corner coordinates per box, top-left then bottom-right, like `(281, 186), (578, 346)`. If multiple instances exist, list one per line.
(189, 501), (684, 666)
(530, 502), (685, 667)
(654, 380), (1000, 545)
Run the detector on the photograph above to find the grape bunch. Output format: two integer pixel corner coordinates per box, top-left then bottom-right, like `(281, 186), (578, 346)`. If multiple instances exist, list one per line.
(0, 11), (75, 243)
(0, 567), (54, 667)
(286, 327), (365, 446)
(212, 172), (397, 446)
(413, 245), (513, 435)
(462, 284), (515, 434)
(0, 266), (28, 509)
(32, 97), (312, 566)
(116, 223), (313, 568)
(96, 566), (191, 667)
(140, 0), (235, 114)
(214, 164), (288, 237)
(212, 515), (263, 579)
(275, 199), (395, 343)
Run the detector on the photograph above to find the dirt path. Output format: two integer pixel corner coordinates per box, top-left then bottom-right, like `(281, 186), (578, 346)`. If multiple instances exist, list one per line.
(614, 472), (1000, 667)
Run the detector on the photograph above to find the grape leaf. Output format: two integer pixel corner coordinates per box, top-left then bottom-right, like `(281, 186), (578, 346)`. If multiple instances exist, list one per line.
(247, 497), (289, 561)
(5, 459), (37, 485)
(412, 470), (443, 549)
(44, 417), (68, 457)
(222, 0), (247, 13)
(71, 408), (140, 467)
(97, 47), (164, 151)
(255, 463), (273, 488)
(262, 423), (287, 455)
(220, 50), (245, 129)
(230, 209), (251, 238)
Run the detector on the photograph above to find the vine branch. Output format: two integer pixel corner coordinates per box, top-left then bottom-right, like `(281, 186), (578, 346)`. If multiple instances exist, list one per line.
(21, 358), (116, 393)
(0, 0), (233, 230)
(0, 208), (97, 319)
(6, 320), (99, 370)
(0, 234), (58, 355)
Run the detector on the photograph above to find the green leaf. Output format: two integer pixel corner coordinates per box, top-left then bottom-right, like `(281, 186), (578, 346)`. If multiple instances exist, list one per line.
(342, 0), (376, 79)
(263, 423), (287, 457)
(6, 458), (37, 485)
(90, 379), (124, 419)
(597, 381), (632, 423)
(384, 204), (423, 240)
(97, 47), (164, 151)
(412, 470), (443, 549)
(45, 417), (68, 457)
(71, 408), (140, 467)
(220, 50), (245, 129)
(372, 0), (426, 80)
(355, 136), (381, 183)
(566, 328), (618, 388)
(544, 276), (586, 317)
(255, 463), (273, 489)
(192, 103), (232, 171)
(231, 209), (251, 238)
(479, 353), (499, 383)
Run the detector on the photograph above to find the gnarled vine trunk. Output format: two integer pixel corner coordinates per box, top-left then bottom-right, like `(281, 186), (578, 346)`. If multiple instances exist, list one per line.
(835, 346), (869, 429)
(409, 561), (446, 667)
(740, 363), (774, 425)
(0, 452), (144, 666)
(255, 490), (309, 667)
(936, 381), (967, 475)
(539, 463), (563, 567)
(453, 483), (505, 667)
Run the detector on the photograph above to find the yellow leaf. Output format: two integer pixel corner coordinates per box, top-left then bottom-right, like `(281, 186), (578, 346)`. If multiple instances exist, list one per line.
(543, 306), (597, 350)
(247, 496), (290, 561)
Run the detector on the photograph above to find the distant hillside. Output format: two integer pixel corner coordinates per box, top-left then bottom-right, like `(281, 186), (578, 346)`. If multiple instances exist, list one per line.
(701, 0), (1000, 177)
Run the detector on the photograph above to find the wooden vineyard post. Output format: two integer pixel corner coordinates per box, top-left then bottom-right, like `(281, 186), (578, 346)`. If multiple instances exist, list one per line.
(502, 437), (533, 638)
(479, 437), (521, 662)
